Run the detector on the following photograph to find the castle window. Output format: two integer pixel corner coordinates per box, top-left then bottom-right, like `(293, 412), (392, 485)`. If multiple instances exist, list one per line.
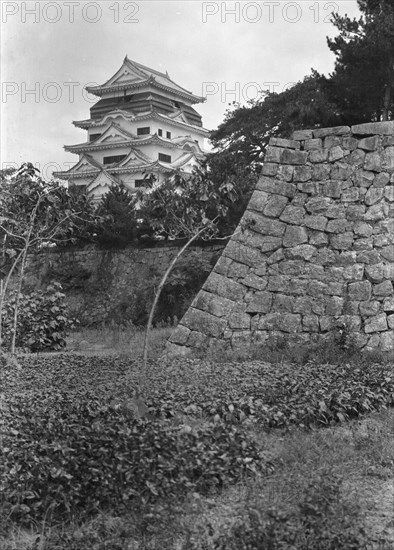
(103, 154), (126, 165)
(137, 127), (150, 135)
(158, 153), (171, 163)
(134, 179), (147, 188)
(158, 129), (163, 136)
(166, 131), (171, 139)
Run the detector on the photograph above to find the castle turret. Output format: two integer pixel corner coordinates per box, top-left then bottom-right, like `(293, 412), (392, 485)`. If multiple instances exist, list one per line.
(54, 56), (209, 198)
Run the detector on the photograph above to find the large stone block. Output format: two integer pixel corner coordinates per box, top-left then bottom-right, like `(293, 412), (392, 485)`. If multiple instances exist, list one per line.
(228, 261), (249, 278)
(382, 146), (394, 171)
(326, 219), (351, 233)
(364, 152), (382, 172)
(330, 233), (354, 250)
(364, 203), (388, 221)
(243, 273), (268, 290)
(304, 215), (328, 231)
(269, 137), (300, 149)
(364, 313), (388, 333)
(278, 314), (302, 333)
(343, 264), (364, 281)
(312, 164), (331, 180)
(348, 280), (372, 301)
(354, 169), (374, 187)
(279, 260), (306, 276)
(359, 301), (380, 317)
(293, 166), (312, 182)
(182, 308), (227, 339)
(256, 176), (296, 198)
(385, 187), (394, 202)
(169, 325), (191, 345)
(263, 194), (289, 217)
(383, 296), (394, 313)
(380, 331), (394, 352)
(353, 222), (373, 237)
(302, 314), (320, 332)
(223, 240), (266, 266)
(264, 146), (282, 163)
(244, 211), (286, 237)
(351, 121), (394, 135)
(322, 180), (343, 198)
(282, 226), (308, 248)
(248, 190), (270, 212)
(365, 263), (384, 283)
(203, 272), (246, 301)
(228, 306), (251, 329)
(279, 205), (306, 225)
(187, 330), (208, 348)
(341, 188), (360, 202)
(286, 244), (316, 261)
(308, 280), (329, 297)
(246, 292), (273, 314)
(331, 162), (353, 181)
(261, 163), (279, 176)
(277, 165), (294, 182)
(365, 187), (385, 206)
(346, 149), (366, 168)
(358, 136), (379, 151)
(305, 138), (323, 150)
(309, 231), (329, 247)
(325, 296), (344, 316)
(313, 126), (350, 138)
(305, 196), (332, 214)
(328, 146), (345, 162)
(309, 149), (329, 163)
(281, 149), (308, 165)
(292, 129), (313, 140)
(373, 172), (390, 187)
(272, 293), (293, 312)
(194, 290), (235, 318)
(373, 280), (393, 297)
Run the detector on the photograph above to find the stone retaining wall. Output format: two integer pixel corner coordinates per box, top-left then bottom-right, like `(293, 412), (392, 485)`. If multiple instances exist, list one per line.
(24, 243), (225, 325)
(167, 121), (394, 355)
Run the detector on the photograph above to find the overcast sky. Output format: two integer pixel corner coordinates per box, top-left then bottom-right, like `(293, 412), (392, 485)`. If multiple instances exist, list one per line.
(1, 0), (361, 179)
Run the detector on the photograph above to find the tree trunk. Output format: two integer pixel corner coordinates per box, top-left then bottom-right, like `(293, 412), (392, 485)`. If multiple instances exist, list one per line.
(10, 248), (29, 355)
(382, 57), (394, 121)
(0, 248), (24, 348)
(9, 200), (40, 354)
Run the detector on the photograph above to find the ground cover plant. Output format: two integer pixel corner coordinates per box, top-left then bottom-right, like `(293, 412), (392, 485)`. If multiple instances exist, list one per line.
(1, 345), (393, 549)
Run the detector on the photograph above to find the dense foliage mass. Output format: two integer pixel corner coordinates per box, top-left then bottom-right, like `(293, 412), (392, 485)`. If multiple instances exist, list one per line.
(1, 354), (393, 527)
(1, 282), (76, 352)
(92, 163), (254, 248)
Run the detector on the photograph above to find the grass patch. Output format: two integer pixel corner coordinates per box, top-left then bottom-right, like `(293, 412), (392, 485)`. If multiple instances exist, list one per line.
(66, 323), (172, 357)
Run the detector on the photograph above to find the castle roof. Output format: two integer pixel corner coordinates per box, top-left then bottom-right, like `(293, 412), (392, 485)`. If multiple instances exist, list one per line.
(86, 56), (205, 104)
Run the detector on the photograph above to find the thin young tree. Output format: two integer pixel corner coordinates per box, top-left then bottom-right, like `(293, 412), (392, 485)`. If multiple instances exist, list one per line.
(131, 168), (239, 409)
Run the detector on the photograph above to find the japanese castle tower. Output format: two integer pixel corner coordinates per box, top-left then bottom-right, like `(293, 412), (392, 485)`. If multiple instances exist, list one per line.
(54, 56), (209, 197)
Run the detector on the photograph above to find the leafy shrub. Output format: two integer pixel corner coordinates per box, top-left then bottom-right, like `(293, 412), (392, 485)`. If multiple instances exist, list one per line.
(1, 282), (76, 352)
(1, 391), (267, 525)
